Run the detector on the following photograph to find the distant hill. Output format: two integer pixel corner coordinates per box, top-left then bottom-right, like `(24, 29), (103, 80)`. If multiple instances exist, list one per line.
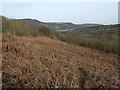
(16, 18), (119, 32)
(16, 18), (105, 31)
(16, 19), (45, 29)
(75, 24), (119, 35)
(78, 23), (103, 27)
(45, 22), (78, 30)
(17, 19), (78, 30)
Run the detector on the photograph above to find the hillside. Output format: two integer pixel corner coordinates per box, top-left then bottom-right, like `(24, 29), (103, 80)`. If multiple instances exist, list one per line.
(58, 24), (119, 55)
(16, 18), (104, 30)
(2, 16), (119, 55)
(2, 16), (52, 37)
(2, 34), (118, 88)
(77, 23), (103, 28)
(16, 18), (119, 32)
(17, 19), (78, 30)
(16, 19), (45, 29)
(45, 22), (78, 30)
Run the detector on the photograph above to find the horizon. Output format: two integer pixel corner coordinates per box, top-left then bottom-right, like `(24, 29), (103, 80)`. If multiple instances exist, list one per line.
(1, 2), (118, 25)
(1, 15), (118, 25)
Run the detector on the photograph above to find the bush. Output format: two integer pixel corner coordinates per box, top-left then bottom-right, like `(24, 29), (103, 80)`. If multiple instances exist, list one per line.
(38, 26), (51, 36)
(58, 30), (119, 55)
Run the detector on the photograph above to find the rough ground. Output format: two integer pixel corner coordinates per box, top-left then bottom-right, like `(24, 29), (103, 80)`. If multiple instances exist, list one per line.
(2, 34), (119, 89)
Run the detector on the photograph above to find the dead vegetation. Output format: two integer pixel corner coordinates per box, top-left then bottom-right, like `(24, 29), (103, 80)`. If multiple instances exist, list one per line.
(2, 34), (119, 89)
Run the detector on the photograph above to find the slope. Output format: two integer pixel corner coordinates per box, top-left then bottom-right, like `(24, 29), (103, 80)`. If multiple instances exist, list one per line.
(2, 34), (118, 88)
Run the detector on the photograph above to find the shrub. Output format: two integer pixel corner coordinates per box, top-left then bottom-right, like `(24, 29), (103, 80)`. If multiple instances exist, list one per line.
(38, 26), (51, 36)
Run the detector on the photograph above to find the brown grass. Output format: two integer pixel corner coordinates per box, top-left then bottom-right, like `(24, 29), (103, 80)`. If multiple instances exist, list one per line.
(2, 34), (119, 88)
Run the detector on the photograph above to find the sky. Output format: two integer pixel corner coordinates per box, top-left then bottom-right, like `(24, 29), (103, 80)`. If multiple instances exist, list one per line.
(0, 0), (119, 24)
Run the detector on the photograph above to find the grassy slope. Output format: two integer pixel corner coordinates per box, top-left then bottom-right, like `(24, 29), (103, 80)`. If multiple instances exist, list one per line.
(2, 34), (118, 88)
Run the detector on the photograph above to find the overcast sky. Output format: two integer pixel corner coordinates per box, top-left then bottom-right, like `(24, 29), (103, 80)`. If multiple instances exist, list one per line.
(1, 0), (119, 24)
